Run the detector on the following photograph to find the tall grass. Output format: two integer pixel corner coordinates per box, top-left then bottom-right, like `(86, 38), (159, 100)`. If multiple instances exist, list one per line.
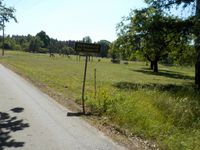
(0, 51), (199, 149)
(86, 85), (200, 149)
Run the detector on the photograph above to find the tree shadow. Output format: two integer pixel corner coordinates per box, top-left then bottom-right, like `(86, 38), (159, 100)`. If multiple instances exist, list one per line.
(0, 107), (29, 150)
(113, 82), (195, 93)
(10, 107), (24, 113)
(67, 112), (91, 117)
(132, 68), (194, 80)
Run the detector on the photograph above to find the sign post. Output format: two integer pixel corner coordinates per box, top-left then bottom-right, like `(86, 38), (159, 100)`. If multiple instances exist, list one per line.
(75, 42), (100, 114)
(81, 55), (88, 114)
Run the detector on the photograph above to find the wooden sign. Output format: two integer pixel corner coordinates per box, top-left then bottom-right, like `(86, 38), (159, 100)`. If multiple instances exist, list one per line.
(75, 42), (100, 55)
(75, 42), (100, 114)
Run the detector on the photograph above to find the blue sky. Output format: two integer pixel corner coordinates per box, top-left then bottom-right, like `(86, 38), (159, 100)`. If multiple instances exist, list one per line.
(4, 0), (146, 42)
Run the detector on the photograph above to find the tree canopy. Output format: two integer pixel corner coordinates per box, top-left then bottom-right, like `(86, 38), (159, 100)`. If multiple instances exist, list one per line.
(36, 31), (50, 48)
(144, 0), (200, 88)
(82, 36), (92, 43)
(0, 0), (17, 29)
(115, 5), (193, 72)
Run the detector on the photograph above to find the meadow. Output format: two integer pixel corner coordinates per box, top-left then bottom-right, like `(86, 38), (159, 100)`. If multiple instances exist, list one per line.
(0, 51), (199, 150)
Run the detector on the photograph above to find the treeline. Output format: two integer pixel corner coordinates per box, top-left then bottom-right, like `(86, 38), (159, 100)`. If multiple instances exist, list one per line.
(1, 28), (195, 68)
(0, 31), (111, 58)
(0, 31), (78, 55)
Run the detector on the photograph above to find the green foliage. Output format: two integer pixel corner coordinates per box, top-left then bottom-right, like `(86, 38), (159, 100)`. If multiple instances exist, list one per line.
(145, 0), (200, 88)
(21, 42), (29, 52)
(145, 0), (195, 10)
(169, 45), (195, 65)
(60, 45), (75, 55)
(5, 33), (79, 55)
(82, 36), (92, 43)
(37, 48), (48, 53)
(97, 40), (111, 58)
(0, 37), (21, 50)
(29, 36), (44, 53)
(108, 41), (120, 60)
(0, 0), (17, 29)
(36, 31), (50, 48)
(109, 36), (134, 61)
(115, 2), (195, 72)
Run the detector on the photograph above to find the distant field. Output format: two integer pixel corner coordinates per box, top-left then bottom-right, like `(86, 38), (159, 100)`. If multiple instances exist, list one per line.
(0, 51), (199, 150)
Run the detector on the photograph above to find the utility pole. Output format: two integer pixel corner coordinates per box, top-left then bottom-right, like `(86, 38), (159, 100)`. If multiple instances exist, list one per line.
(2, 17), (5, 56)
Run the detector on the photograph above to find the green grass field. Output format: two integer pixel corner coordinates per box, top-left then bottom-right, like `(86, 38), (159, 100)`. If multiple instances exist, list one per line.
(0, 51), (199, 150)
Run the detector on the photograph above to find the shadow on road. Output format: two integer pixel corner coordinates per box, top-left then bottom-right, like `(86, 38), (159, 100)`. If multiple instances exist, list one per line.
(0, 107), (29, 150)
(10, 107), (24, 113)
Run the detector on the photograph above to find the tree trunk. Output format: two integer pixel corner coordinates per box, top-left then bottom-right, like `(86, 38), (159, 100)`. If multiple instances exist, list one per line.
(195, 0), (200, 89)
(153, 60), (158, 73)
(150, 61), (154, 70)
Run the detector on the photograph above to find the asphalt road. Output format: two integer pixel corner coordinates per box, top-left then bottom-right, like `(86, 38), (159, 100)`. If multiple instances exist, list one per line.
(0, 64), (125, 150)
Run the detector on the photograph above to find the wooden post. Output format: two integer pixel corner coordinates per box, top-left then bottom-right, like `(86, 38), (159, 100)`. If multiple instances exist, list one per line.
(94, 68), (97, 99)
(82, 55), (88, 114)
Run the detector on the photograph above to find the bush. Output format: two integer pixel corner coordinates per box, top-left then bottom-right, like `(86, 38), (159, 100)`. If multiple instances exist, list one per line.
(111, 59), (120, 64)
(37, 48), (48, 53)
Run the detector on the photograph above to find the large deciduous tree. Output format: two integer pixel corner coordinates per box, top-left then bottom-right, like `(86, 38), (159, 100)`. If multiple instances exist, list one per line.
(145, 0), (200, 88)
(117, 6), (191, 72)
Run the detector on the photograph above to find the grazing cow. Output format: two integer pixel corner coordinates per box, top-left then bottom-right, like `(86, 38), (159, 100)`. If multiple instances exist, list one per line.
(50, 53), (55, 57)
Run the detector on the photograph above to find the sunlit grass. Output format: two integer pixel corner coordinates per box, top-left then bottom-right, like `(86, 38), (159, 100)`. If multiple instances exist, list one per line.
(0, 50), (199, 150)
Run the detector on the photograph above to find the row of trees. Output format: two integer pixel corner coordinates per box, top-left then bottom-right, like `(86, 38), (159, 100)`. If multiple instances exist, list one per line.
(0, 32), (75, 55)
(0, 33), (111, 57)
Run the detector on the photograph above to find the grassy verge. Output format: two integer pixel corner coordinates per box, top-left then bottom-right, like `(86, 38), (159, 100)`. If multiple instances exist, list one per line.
(0, 51), (199, 149)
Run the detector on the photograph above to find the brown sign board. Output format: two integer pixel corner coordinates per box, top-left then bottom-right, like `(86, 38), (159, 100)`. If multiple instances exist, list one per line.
(75, 42), (100, 55)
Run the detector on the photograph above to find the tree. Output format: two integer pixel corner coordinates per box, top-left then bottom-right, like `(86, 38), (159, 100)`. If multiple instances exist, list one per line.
(60, 45), (75, 56)
(82, 36), (92, 43)
(109, 40), (120, 60)
(117, 1), (194, 72)
(135, 8), (171, 72)
(117, 7), (188, 72)
(144, 0), (200, 88)
(36, 31), (50, 48)
(29, 36), (44, 53)
(1, 37), (21, 50)
(109, 36), (135, 61)
(98, 40), (111, 58)
(0, 0), (17, 56)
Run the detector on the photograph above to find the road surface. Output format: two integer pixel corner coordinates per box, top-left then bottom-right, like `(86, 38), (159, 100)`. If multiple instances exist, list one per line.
(0, 64), (125, 150)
